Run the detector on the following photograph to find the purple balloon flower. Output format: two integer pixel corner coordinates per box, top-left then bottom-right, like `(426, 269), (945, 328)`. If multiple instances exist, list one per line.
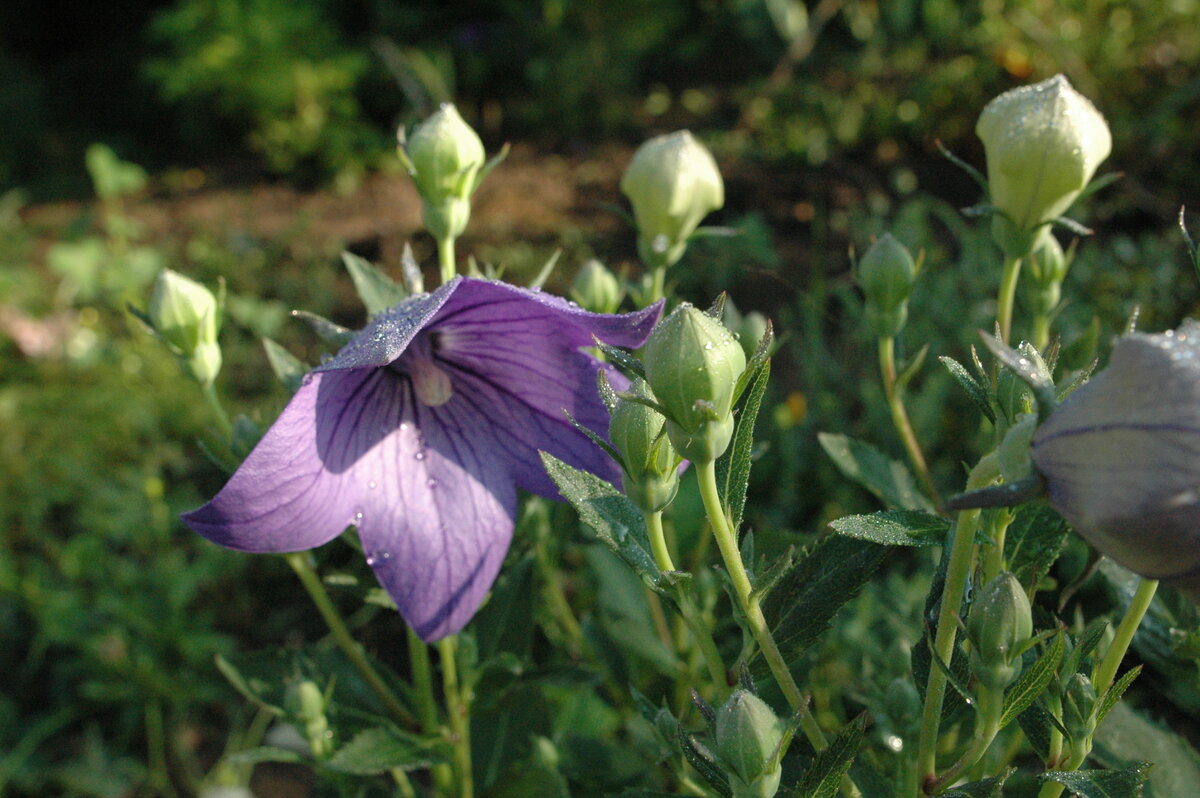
(1032, 319), (1200, 599)
(184, 277), (662, 640)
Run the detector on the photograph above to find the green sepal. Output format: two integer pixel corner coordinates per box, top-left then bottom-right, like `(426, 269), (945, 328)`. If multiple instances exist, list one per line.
(593, 338), (647, 381)
(471, 141), (510, 195)
(562, 409), (621, 466)
(940, 355), (996, 424)
(936, 139), (988, 193)
(733, 319), (774, 407)
(263, 337), (307, 394)
(292, 310), (355, 346)
(528, 247), (561, 290)
(342, 251), (407, 316)
(894, 343), (929, 393)
(597, 369), (620, 414)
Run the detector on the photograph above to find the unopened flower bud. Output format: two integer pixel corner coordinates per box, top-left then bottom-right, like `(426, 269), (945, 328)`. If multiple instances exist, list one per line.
(621, 130), (724, 269)
(1025, 235), (1068, 316)
(643, 304), (746, 463)
(977, 74), (1111, 257)
(1032, 320), (1200, 599)
(400, 104), (486, 240)
(570, 259), (623, 314)
(609, 380), (681, 513)
(147, 268), (222, 386)
(722, 299), (770, 361)
(856, 233), (916, 338)
(967, 572), (1033, 690)
(715, 689), (785, 798)
(286, 680), (332, 759)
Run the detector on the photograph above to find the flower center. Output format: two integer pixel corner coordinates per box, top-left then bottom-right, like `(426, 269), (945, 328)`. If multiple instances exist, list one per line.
(409, 355), (453, 406)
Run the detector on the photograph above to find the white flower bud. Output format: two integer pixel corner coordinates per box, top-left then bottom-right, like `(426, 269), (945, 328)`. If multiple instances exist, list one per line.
(1031, 320), (1200, 597)
(620, 130), (724, 269)
(147, 268), (222, 386)
(977, 75), (1111, 247)
(570, 259), (623, 314)
(401, 104), (486, 239)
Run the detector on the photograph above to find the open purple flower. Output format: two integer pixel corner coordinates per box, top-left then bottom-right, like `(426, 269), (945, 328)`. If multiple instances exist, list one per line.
(184, 277), (661, 640)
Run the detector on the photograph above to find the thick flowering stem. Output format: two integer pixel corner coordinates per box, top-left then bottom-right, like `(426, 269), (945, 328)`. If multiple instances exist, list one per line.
(437, 236), (457, 285)
(1032, 312), (1052, 353)
(282, 553), (416, 728)
(407, 626), (455, 796)
(648, 265), (667, 305)
(438, 636), (474, 798)
(201, 380), (234, 441)
(996, 255), (1023, 345)
(981, 510), (1014, 586)
(646, 510), (730, 691)
(878, 336), (940, 506)
(695, 461), (863, 798)
(928, 685), (1004, 793)
(917, 458), (998, 791)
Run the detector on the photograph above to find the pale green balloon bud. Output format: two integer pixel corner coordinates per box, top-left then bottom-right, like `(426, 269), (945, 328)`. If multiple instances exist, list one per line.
(286, 680), (332, 759)
(401, 104), (486, 240)
(147, 268), (222, 386)
(856, 233), (917, 338)
(570, 259), (623, 314)
(1031, 320), (1200, 599)
(609, 380), (681, 513)
(643, 304), (747, 463)
(967, 572), (1033, 690)
(715, 689), (785, 798)
(621, 130), (724, 269)
(977, 74), (1111, 256)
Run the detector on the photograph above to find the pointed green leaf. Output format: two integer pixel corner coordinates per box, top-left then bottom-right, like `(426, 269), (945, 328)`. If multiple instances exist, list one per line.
(759, 536), (888, 672)
(828, 510), (949, 547)
(818, 432), (934, 511)
(1039, 764), (1150, 798)
(722, 358), (770, 532)
(895, 343), (929, 392)
(941, 768), (1015, 797)
(540, 452), (661, 587)
(732, 320), (774, 405)
(789, 715), (865, 798)
(1005, 504), (1069, 588)
(326, 727), (448, 775)
(342, 251), (407, 316)
(262, 338), (307, 394)
(940, 355), (995, 423)
(1096, 665), (1141, 726)
(593, 339), (646, 381)
(1001, 631), (1066, 728)
(679, 730), (731, 797)
(292, 310), (354, 345)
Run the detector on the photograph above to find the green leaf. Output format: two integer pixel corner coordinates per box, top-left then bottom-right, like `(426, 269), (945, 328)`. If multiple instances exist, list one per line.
(262, 338), (307, 394)
(828, 510), (949, 547)
(732, 319), (774, 405)
(213, 654), (284, 716)
(760, 536), (888, 672)
(342, 251), (407, 316)
(1004, 505), (1069, 588)
(540, 452), (661, 587)
(817, 432), (934, 511)
(789, 715), (865, 798)
(940, 355), (995, 424)
(325, 727), (448, 775)
(473, 553), (535, 663)
(722, 358), (770, 532)
(593, 340), (646, 381)
(1039, 763), (1151, 798)
(678, 729), (731, 797)
(941, 768), (1015, 798)
(292, 310), (355, 345)
(1096, 665), (1142, 725)
(1001, 631), (1066, 728)
(1018, 701), (1057, 764)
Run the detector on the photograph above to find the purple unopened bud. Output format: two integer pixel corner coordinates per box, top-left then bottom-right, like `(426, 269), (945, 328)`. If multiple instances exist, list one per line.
(1031, 320), (1200, 598)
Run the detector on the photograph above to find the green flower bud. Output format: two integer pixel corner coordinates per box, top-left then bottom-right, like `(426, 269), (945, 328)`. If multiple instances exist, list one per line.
(976, 74), (1111, 255)
(643, 304), (747, 463)
(856, 233), (916, 334)
(570, 259), (623, 314)
(401, 104), (486, 240)
(286, 679), (332, 759)
(609, 380), (681, 513)
(722, 299), (770, 361)
(1062, 673), (1097, 742)
(1024, 234), (1068, 316)
(621, 130), (724, 269)
(147, 268), (222, 386)
(967, 572), (1033, 690)
(715, 689), (785, 798)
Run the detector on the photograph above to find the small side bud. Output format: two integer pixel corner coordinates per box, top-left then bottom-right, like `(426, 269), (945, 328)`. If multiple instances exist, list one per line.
(621, 130), (724, 270)
(609, 380), (681, 513)
(967, 572), (1033, 690)
(643, 304), (747, 463)
(286, 679), (333, 759)
(146, 268), (222, 386)
(570, 259), (623, 314)
(1062, 673), (1098, 743)
(976, 74), (1111, 256)
(1024, 234), (1069, 317)
(856, 233), (916, 338)
(401, 104), (486, 240)
(714, 689), (785, 798)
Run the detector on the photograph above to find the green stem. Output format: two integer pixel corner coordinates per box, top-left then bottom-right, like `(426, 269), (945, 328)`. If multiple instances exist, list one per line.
(437, 235), (457, 285)
(695, 460), (862, 798)
(649, 265), (667, 304)
(202, 380), (234, 441)
(438, 636), (474, 798)
(646, 510), (729, 690)
(283, 553), (416, 728)
(1032, 312), (1051, 353)
(927, 686), (1003, 794)
(407, 626), (455, 796)
(996, 256), (1023, 345)
(533, 522), (585, 654)
(916, 458), (998, 791)
(878, 336), (940, 506)
(1093, 577), (1158, 695)
(981, 509), (1013, 586)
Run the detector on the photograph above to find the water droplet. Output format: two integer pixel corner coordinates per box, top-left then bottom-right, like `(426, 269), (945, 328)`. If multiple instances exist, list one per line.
(400, 422), (409, 431)
(414, 451), (425, 461)
(704, 342), (714, 350)
(427, 479), (438, 489)
(353, 511), (364, 524)
(368, 480), (377, 490)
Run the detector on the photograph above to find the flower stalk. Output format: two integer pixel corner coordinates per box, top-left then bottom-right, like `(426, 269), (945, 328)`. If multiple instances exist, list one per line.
(878, 335), (939, 506)
(438, 636), (474, 798)
(996, 255), (1022, 345)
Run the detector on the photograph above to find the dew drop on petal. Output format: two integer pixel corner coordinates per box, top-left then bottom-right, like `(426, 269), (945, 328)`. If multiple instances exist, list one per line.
(427, 479), (438, 489)
(414, 451), (425, 461)
(367, 480), (377, 490)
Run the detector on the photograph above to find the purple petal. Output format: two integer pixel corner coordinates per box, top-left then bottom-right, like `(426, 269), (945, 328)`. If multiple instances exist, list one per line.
(347, 378), (517, 642)
(182, 370), (377, 551)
